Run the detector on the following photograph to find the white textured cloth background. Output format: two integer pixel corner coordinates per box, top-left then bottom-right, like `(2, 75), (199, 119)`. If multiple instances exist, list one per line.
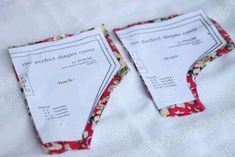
(0, 0), (235, 157)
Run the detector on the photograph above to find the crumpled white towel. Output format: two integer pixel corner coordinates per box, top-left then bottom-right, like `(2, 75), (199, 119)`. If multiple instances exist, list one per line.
(0, 0), (235, 157)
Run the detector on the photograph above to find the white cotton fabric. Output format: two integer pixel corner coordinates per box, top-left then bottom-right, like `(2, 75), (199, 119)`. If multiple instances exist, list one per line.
(0, 0), (235, 157)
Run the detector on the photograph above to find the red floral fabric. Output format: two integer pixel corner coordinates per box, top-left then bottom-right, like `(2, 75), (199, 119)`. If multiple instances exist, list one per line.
(114, 16), (234, 117)
(12, 26), (129, 154)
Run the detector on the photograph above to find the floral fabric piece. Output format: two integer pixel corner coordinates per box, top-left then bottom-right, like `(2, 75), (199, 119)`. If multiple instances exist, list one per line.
(11, 26), (129, 154)
(114, 15), (234, 117)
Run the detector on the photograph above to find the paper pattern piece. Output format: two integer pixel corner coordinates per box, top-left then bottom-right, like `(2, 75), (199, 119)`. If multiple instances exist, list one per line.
(114, 10), (234, 117)
(9, 26), (129, 154)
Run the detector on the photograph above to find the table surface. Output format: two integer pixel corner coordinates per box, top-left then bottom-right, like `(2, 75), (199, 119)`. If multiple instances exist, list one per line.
(0, 0), (235, 157)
